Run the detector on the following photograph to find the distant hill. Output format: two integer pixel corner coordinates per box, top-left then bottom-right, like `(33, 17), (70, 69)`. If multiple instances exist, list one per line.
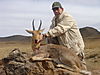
(0, 27), (100, 42)
(80, 27), (100, 38)
(0, 35), (31, 42)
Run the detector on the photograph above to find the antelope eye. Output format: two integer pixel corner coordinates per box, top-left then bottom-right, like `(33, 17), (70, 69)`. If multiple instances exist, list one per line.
(39, 33), (41, 35)
(32, 33), (34, 35)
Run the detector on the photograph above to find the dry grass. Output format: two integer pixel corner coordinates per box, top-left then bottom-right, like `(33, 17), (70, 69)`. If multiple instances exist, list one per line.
(0, 38), (100, 73)
(0, 41), (32, 58)
(83, 38), (100, 72)
(84, 38), (100, 49)
(85, 48), (100, 71)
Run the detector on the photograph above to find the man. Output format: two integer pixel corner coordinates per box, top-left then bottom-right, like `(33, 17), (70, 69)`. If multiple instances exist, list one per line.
(43, 2), (86, 69)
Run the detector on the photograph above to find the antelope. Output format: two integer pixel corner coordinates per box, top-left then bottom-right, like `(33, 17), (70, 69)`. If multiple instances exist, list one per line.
(26, 20), (44, 52)
(30, 44), (90, 74)
(26, 20), (90, 74)
(31, 44), (87, 72)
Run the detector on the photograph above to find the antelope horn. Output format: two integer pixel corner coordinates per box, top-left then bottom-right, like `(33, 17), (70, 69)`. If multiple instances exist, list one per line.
(38, 20), (42, 30)
(32, 19), (35, 30)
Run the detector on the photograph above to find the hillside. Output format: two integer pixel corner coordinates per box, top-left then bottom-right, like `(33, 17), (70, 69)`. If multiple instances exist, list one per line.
(0, 35), (31, 42)
(0, 27), (100, 42)
(80, 27), (100, 38)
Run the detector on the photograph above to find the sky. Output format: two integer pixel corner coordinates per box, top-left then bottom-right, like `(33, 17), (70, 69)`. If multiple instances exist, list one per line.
(0, 0), (100, 37)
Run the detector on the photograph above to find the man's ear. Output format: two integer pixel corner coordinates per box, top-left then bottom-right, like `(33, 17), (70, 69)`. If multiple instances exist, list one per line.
(25, 30), (33, 34)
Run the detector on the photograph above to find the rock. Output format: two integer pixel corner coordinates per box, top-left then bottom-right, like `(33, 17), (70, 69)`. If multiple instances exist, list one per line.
(0, 66), (6, 75)
(0, 48), (89, 75)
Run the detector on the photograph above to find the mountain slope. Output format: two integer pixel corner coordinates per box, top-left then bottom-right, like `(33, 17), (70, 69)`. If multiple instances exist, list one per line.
(0, 35), (31, 42)
(0, 27), (100, 42)
(80, 27), (100, 38)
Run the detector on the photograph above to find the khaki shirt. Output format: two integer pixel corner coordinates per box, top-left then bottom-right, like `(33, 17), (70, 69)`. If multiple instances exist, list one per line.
(46, 11), (85, 54)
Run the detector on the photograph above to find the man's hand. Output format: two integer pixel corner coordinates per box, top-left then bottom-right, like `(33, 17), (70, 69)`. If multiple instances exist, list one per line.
(42, 34), (48, 39)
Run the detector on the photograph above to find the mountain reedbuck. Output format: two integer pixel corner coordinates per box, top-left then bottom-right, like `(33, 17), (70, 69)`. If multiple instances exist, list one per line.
(26, 20), (44, 51)
(26, 20), (90, 74)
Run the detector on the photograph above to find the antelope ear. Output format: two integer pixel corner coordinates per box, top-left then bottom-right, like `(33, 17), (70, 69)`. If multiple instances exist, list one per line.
(25, 30), (33, 34)
(40, 28), (45, 32)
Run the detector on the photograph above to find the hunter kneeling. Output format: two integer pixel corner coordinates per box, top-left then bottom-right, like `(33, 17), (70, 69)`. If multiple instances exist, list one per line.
(43, 2), (87, 70)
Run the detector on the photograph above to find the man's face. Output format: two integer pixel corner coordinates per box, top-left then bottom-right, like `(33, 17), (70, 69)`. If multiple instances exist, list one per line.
(53, 7), (63, 16)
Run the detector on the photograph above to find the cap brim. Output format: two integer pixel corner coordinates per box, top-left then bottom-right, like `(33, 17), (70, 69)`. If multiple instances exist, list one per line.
(52, 6), (60, 10)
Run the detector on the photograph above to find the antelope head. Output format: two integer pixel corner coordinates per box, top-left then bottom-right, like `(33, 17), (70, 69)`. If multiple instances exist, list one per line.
(26, 20), (44, 51)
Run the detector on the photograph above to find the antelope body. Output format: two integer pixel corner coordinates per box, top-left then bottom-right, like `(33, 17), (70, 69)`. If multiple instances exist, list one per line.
(26, 20), (88, 74)
(31, 44), (86, 72)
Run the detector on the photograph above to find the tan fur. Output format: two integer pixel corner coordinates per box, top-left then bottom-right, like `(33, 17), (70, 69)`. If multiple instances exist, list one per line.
(31, 44), (86, 73)
(26, 29), (44, 51)
(0, 60), (3, 65)
(26, 20), (43, 52)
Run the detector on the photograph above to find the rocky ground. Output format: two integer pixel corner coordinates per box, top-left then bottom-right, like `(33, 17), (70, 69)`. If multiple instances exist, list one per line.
(0, 40), (100, 75)
(0, 48), (91, 75)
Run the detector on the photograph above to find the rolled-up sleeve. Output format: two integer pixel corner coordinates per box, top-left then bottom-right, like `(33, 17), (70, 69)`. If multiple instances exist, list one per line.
(46, 15), (74, 37)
